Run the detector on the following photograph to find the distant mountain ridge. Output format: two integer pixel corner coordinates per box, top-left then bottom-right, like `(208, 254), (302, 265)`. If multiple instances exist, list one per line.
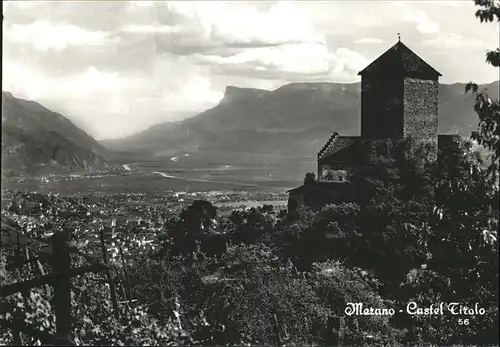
(103, 81), (499, 159)
(219, 86), (271, 105)
(2, 92), (111, 176)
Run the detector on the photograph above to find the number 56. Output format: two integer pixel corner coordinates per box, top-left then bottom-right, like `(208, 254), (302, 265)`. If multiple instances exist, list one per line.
(459, 319), (469, 325)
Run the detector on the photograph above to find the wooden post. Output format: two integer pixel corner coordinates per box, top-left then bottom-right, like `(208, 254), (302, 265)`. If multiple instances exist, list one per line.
(99, 227), (119, 318)
(273, 313), (283, 345)
(51, 232), (73, 345)
(338, 316), (345, 347)
(12, 331), (23, 346)
(325, 315), (338, 346)
(120, 281), (130, 312)
(173, 295), (182, 330)
(118, 246), (132, 301)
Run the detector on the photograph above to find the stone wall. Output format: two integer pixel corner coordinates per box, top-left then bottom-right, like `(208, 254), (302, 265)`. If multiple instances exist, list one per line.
(403, 78), (439, 160)
(361, 75), (404, 139)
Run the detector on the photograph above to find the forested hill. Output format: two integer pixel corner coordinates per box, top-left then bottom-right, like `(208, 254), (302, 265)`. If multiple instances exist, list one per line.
(2, 92), (111, 176)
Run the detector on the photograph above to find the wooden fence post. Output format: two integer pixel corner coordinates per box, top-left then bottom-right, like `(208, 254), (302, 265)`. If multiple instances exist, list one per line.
(173, 295), (183, 330)
(100, 227), (119, 318)
(325, 315), (344, 347)
(338, 316), (345, 347)
(122, 283), (130, 310)
(51, 232), (73, 345)
(12, 330), (23, 346)
(273, 313), (283, 345)
(1, 229), (111, 345)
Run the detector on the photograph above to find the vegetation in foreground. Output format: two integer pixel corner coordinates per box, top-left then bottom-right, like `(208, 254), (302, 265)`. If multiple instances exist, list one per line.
(1, 130), (498, 345)
(1, 1), (499, 345)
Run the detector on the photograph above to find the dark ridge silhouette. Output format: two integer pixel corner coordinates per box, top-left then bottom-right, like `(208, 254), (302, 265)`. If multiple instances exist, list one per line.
(2, 92), (111, 176)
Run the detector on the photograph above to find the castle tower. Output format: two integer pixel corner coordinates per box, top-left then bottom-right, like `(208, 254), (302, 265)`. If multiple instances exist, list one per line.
(288, 39), (450, 213)
(357, 39), (441, 158)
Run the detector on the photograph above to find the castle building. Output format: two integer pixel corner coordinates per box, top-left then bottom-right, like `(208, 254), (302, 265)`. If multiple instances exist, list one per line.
(288, 39), (459, 211)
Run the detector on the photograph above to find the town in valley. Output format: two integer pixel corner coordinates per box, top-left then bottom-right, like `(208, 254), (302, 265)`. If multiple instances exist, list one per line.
(1, 1), (498, 346)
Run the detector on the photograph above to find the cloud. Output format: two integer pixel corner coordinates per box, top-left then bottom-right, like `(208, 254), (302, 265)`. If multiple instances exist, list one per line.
(210, 1), (323, 46)
(354, 37), (385, 44)
(195, 43), (367, 82)
(129, 1), (155, 8)
(72, 67), (123, 95)
(3, 59), (125, 101)
(441, 1), (464, 8)
(421, 32), (489, 50)
(157, 75), (224, 111)
(148, 1), (367, 82)
(2, 54), (224, 139)
(150, 1), (326, 51)
(334, 48), (369, 74)
(2, 60), (42, 100)
(3, 1), (43, 10)
(3, 0), (497, 140)
(4, 20), (112, 51)
(4, 0), (367, 83)
(195, 43), (330, 74)
(430, 1), (467, 8)
(121, 24), (181, 34)
(403, 10), (440, 34)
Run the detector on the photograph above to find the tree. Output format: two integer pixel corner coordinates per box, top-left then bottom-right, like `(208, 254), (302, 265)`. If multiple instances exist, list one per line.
(430, 137), (498, 296)
(299, 203), (361, 266)
(466, 0), (500, 182)
(160, 200), (220, 257)
(227, 205), (277, 245)
(304, 172), (316, 185)
(179, 200), (218, 235)
(387, 137), (500, 345)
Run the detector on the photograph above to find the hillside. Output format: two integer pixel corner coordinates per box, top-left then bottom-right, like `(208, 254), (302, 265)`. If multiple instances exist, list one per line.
(103, 81), (499, 162)
(1, 92), (111, 177)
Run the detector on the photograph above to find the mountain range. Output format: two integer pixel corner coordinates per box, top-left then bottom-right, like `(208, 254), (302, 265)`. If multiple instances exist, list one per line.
(2, 92), (111, 176)
(103, 81), (499, 160)
(2, 80), (498, 179)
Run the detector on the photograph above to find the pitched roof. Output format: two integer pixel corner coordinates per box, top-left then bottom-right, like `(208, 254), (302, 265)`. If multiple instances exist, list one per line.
(318, 135), (359, 160)
(358, 40), (442, 78)
(318, 132), (339, 159)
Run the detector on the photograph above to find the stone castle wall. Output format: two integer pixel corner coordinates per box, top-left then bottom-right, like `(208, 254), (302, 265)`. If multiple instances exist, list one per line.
(403, 78), (439, 160)
(361, 75), (404, 139)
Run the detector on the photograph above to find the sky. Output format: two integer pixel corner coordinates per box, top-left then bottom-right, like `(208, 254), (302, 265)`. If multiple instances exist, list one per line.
(3, 0), (499, 140)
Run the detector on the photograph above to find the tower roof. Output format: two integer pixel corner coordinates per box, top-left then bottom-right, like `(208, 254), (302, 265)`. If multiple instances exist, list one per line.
(358, 40), (442, 78)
